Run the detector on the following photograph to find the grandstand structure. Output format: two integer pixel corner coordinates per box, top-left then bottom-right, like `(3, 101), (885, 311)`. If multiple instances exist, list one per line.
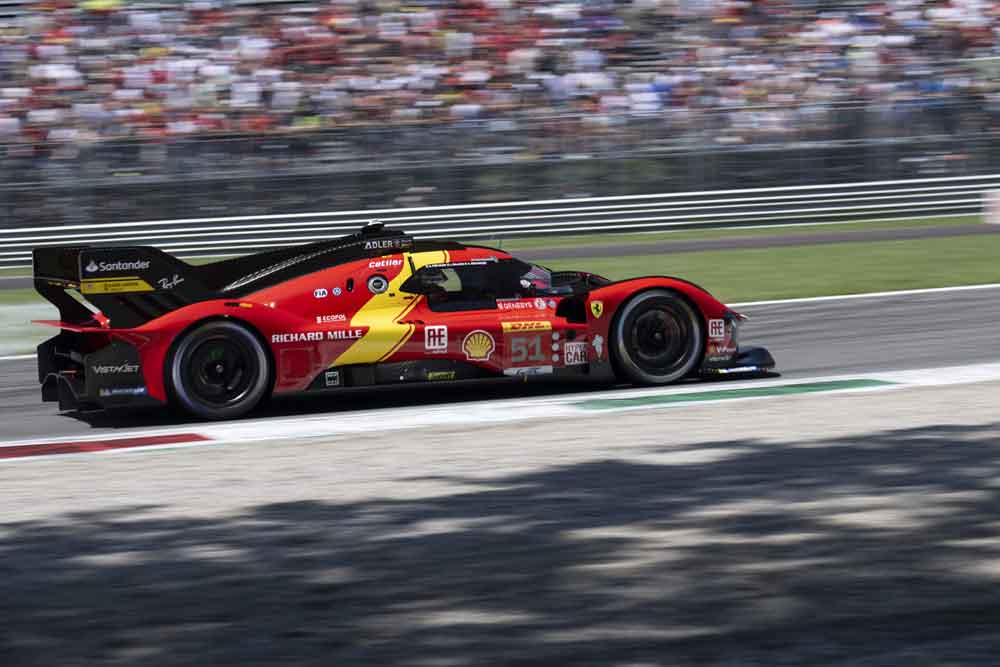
(1, 0), (998, 223)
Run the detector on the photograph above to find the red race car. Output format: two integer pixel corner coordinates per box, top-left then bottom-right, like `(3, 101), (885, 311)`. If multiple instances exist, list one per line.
(33, 222), (775, 419)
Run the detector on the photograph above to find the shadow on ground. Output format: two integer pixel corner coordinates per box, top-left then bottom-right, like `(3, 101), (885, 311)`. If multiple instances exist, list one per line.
(3, 422), (1000, 665)
(72, 373), (780, 430)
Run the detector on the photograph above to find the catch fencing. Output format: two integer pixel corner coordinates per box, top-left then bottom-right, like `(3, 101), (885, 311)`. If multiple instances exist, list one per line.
(2, 173), (997, 270)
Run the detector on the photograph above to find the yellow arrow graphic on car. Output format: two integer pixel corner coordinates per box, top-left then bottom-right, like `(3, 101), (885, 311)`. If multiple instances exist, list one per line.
(332, 250), (448, 366)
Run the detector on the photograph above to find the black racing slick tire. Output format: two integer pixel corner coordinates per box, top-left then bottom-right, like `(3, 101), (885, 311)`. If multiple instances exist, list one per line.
(612, 289), (704, 385)
(168, 320), (271, 420)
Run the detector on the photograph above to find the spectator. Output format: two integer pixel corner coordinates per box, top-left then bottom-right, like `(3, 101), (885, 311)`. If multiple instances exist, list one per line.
(0, 0), (993, 149)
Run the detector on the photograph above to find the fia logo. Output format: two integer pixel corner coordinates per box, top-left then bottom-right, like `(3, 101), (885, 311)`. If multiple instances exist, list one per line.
(314, 288), (328, 299)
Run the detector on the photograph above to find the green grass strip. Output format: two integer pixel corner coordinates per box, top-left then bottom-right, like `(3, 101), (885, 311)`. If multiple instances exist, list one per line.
(3, 225), (999, 307)
(480, 215), (982, 251)
(575, 379), (896, 410)
(539, 234), (1000, 303)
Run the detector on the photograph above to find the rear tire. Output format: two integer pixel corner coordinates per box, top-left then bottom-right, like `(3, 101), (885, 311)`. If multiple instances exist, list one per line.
(612, 289), (704, 385)
(168, 320), (270, 420)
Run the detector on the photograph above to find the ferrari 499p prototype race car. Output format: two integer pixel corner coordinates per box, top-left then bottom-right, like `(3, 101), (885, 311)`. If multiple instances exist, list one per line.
(33, 222), (775, 420)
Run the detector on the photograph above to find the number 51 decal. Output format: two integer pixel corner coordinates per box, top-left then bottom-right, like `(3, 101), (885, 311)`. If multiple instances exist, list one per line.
(509, 335), (547, 364)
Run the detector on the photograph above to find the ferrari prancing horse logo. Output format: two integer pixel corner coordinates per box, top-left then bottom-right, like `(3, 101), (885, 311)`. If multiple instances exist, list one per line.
(590, 301), (604, 319)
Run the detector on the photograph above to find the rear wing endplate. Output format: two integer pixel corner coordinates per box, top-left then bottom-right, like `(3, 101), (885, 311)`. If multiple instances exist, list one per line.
(33, 246), (213, 328)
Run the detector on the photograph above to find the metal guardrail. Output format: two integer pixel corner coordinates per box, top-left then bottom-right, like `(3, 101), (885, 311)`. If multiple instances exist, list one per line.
(2, 173), (995, 270)
(2, 101), (993, 189)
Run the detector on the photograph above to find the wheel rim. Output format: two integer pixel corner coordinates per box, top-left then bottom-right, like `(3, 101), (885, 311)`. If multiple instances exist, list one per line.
(625, 302), (693, 377)
(183, 335), (258, 407)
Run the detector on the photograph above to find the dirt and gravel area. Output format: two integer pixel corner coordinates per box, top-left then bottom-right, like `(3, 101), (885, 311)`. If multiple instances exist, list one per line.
(3, 380), (1000, 665)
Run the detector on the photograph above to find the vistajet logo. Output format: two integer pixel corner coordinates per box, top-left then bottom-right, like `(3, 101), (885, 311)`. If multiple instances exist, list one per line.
(91, 362), (141, 375)
(85, 259), (151, 274)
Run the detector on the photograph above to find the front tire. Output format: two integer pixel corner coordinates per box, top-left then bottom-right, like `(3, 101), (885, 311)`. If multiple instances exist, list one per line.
(168, 320), (271, 420)
(612, 289), (704, 385)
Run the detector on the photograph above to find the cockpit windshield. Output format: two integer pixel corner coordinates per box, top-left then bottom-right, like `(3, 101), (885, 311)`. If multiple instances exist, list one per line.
(519, 264), (552, 292)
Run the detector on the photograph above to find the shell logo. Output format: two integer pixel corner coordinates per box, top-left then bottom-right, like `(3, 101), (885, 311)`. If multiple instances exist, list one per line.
(462, 330), (495, 361)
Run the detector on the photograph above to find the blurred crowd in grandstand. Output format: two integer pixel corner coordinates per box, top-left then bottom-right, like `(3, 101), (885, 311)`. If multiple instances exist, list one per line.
(0, 0), (998, 149)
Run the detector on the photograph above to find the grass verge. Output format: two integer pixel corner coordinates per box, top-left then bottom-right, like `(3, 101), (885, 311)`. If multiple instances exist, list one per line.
(2, 227), (998, 309)
(0, 215), (982, 280)
(0, 302), (57, 356)
(475, 214), (983, 252)
(538, 234), (1000, 303)
(0, 289), (45, 306)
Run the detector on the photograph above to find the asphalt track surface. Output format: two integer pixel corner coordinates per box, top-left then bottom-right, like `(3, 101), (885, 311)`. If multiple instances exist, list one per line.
(1, 285), (998, 441)
(4, 287), (1000, 665)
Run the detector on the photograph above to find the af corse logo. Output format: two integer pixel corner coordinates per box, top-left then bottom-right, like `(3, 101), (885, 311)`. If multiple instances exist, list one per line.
(425, 325), (448, 352)
(708, 319), (726, 340)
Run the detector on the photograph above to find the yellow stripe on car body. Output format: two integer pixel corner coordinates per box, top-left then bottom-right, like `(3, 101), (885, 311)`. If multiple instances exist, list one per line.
(333, 250), (448, 366)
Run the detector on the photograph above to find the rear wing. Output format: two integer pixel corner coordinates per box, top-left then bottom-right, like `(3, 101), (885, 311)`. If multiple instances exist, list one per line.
(32, 223), (420, 328)
(33, 246), (213, 328)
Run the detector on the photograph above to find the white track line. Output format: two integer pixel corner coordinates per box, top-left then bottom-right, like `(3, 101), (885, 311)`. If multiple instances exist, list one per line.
(731, 283), (1000, 307)
(139, 362), (1000, 443)
(4, 361), (1000, 457)
(0, 354), (36, 362)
